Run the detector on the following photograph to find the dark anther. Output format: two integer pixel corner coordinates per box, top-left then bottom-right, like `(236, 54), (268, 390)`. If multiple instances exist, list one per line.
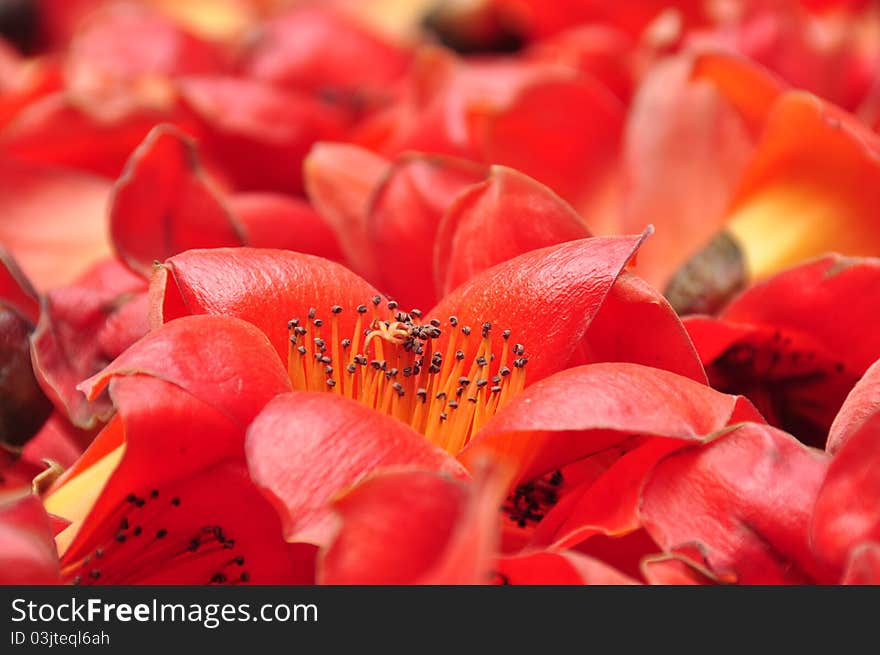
(491, 386), (502, 394)
(513, 343), (525, 355)
(357, 304), (368, 313)
(171, 497), (181, 506)
(499, 366), (511, 376)
(120, 518), (129, 530)
(462, 326), (472, 336)
(321, 356), (332, 364)
(211, 573), (227, 584)
(387, 301), (398, 310)
(156, 529), (168, 539)
(234, 556), (245, 566)
(240, 572), (250, 583)
(502, 330), (511, 340)
(476, 379), (488, 388)
(449, 316), (458, 326)
(481, 322), (492, 337)
(456, 350), (465, 360)
(326, 379), (337, 388)
(458, 377), (471, 386)
(324, 366), (333, 374)
(430, 318), (441, 328)
(313, 319), (324, 328)
(90, 570), (101, 580)
(132, 526), (143, 536)
(295, 326), (307, 335)
(347, 364), (357, 374)
(331, 305), (343, 314)
(411, 308), (423, 317)
(288, 319), (299, 329)
(297, 346), (307, 355)
(115, 532), (127, 543)
(134, 498), (145, 508)
(342, 338), (351, 348)
(440, 412), (448, 421)
(189, 538), (200, 552)
(476, 356), (488, 367)
(150, 489), (159, 498)
(448, 401), (459, 409)
(372, 296), (381, 306)
(308, 308), (316, 319)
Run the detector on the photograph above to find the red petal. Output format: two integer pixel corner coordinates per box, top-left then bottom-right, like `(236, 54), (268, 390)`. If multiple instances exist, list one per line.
(0, 93), (176, 178)
(810, 410), (880, 571)
(480, 74), (623, 214)
(841, 543), (880, 585)
(52, 314), (290, 560)
(429, 233), (649, 385)
(640, 551), (719, 585)
(320, 470), (468, 584)
(0, 246), (39, 324)
(641, 422), (833, 584)
(245, 392), (466, 546)
(153, 247), (383, 363)
(490, 0), (706, 39)
(109, 124), (245, 276)
(368, 152), (486, 309)
(31, 264), (148, 428)
(419, 459), (510, 584)
(532, 439), (700, 550)
(621, 55), (754, 288)
(244, 6), (409, 95)
(64, 4), (226, 96)
(304, 143), (390, 281)
(722, 93), (880, 277)
(718, 255), (880, 377)
(79, 314), (289, 427)
(691, 52), (787, 134)
(0, 493), (60, 584)
(0, 157), (111, 288)
(827, 357), (880, 455)
(229, 192), (343, 261)
(685, 255), (880, 445)
(583, 272), (707, 383)
(435, 166), (590, 298)
(463, 362), (751, 482)
(78, 461), (314, 585)
(21, 412), (93, 470)
(176, 75), (350, 194)
(496, 550), (637, 585)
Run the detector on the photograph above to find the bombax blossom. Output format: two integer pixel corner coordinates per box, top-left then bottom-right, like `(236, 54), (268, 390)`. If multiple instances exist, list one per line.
(2, 221), (721, 584)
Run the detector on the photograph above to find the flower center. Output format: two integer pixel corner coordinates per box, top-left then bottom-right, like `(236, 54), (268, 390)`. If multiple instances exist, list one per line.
(286, 298), (529, 453)
(60, 489), (249, 585)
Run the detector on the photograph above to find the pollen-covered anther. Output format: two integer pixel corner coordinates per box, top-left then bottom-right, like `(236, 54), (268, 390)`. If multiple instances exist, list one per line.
(285, 303), (529, 452)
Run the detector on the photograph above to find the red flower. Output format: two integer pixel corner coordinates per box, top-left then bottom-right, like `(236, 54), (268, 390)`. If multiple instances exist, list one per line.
(810, 358), (880, 583)
(684, 255), (880, 447)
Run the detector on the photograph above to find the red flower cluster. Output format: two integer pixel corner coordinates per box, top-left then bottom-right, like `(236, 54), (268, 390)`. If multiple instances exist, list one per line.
(1, 0), (879, 585)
